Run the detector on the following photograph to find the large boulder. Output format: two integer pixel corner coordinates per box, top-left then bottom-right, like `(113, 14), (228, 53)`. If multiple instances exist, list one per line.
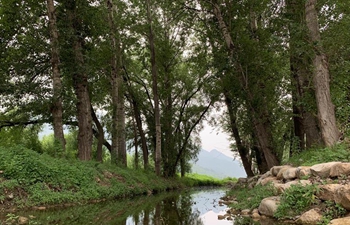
(281, 167), (299, 180)
(296, 209), (322, 225)
(275, 180), (312, 193)
(271, 166), (291, 177)
(257, 176), (280, 186)
(297, 166), (311, 179)
(310, 162), (342, 178)
(335, 184), (350, 210)
(258, 196), (280, 217)
(330, 163), (350, 178)
(276, 166), (293, 180)
(329, 217), (350, 225)
(317, 184), (341, 201)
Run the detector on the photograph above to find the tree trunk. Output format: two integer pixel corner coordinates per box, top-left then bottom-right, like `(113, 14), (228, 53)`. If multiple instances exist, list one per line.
(107, 0), (126, 166)
(224, 94), (254, 177)
(46, 0), (66, 153)
(133, 118), (139, 169)
(305, 0), (340, 146)
(132, 98), (149, 169)
(212, 1), (279, 169)
(146, 0), (162, 176)
(67, 1), (93, 160)
(287, 0), (323, 151)
(91, 106), (104, 162)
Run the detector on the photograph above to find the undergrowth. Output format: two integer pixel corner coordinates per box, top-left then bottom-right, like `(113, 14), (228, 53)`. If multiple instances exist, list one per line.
(274, 184), (319, 219)
(228, 183), (277, 210)
(285, 143), (350, 166)
(0, 146), (227, 208)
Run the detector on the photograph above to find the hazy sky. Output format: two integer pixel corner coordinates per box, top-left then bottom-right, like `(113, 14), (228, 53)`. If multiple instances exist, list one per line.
(199, 121), (233, 159)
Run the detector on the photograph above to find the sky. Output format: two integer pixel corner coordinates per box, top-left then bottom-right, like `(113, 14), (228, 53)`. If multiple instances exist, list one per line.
(199, 120), (234, 159)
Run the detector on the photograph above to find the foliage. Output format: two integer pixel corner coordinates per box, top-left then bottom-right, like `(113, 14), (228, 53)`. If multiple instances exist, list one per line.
(274, 184), (319, 219)
(319, 201), (347, 225)
(228, 183), (277, 210)
(284, 143), (350, 166)
(179, 173), (232, 187)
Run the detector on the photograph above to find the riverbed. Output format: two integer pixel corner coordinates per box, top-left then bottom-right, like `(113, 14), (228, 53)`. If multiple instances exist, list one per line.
(2, 188), (285, 224)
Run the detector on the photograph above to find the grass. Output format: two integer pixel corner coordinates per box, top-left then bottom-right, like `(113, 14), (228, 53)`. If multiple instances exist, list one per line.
(227, 183), (277, 211)
(0, 146), (227, 209)
(180, 173), (236, 187)
(284, 142), (350, 166)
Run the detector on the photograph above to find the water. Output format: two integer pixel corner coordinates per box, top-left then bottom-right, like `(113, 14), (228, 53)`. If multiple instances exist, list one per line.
(2, 188), (285, 225)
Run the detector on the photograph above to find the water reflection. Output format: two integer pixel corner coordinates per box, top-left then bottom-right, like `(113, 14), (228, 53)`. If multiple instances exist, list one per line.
(3, 189), (284, 225)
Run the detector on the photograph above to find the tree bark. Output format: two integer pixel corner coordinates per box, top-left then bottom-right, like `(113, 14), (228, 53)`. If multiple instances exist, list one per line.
(305, 0), (340, 146)
(212, 1), (279, 169)
(47, 0), (66, 153)
(224, 94), (254, 177)
(91, 106), (104, 162)
(146, 0), (162, 176)
(67, 0), (93, 160)
(107, 0), (126, 166)
(287, 0), (323, 151)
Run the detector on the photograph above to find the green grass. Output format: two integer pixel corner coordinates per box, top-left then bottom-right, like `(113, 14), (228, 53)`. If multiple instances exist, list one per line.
(180, 173), (236, 187)
(274, 184), (319, 219)
(0, 146), (229, 209)
(284, 143), (350, 166)
(227, 183), (277, 211)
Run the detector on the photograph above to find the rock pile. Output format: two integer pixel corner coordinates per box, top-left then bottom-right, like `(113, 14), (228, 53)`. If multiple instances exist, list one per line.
(220, 162), (350, 225)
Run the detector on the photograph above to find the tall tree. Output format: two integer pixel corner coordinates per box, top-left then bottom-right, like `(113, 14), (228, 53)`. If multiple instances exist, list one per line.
(305, 0), (340, 146)
(286, 0), (323, 151)
(46, 0), (66, 153)
(65, 0), (93, 160)
(107, 0), (127, 166)
(145, 0), (162, 175)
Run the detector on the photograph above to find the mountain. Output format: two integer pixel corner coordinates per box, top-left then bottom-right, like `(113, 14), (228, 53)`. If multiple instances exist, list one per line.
(191, 149), (247, 179)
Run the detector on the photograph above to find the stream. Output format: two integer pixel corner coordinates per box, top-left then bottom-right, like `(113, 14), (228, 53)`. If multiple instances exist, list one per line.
(4, 188), (285, 225)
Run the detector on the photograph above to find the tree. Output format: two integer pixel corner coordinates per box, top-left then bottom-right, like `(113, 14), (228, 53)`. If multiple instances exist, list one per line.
(46, 0), (66, 153)
(305, 0), (340, 146)
(64, 0), (93, 160)
(145, 0), (162, 176)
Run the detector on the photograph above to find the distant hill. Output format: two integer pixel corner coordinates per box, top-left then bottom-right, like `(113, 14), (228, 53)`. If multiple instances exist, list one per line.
(191, 149), (247, 179)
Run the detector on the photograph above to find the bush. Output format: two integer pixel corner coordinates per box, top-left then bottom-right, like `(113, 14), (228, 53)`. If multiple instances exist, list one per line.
(274, 184), (319, 219)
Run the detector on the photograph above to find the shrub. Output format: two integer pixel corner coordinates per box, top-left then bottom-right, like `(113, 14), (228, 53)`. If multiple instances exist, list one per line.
(274, 184), (319, 219)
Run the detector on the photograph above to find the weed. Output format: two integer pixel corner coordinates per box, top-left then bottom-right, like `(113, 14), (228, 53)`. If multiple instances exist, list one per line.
(318, 201), (347, 225)
(274, 184), (319, 219)
(228, 183), (277, 210)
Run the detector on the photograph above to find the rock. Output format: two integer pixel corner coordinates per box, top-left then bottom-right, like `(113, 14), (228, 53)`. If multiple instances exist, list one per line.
(274, 180), (312, 193)
(310, 162), (342, 178)
(296, 209), (322, 225)
(297, 166), (311, 179)
(329, 217), (350, 225)
(330, 163), (350, 178)
(318, 184), (341, 201)
(257, 176), (280, 186)
(18, 216), (29, 225)
(335, 184), (350, 210)
(218, 215), (226, 220)
(241, 209), (250, 215)
(7, 193), (14, 200)
(237, 177), (248, 184)
(282, 167), (299, 180)
(252, 212), (260, 219)
(271, 166), (291, 177)
(258, 196), (280, 217)
(252, 208), (259, 214)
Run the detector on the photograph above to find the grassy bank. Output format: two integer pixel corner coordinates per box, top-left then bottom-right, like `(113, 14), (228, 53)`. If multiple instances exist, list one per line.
(0, 146), (226, 211)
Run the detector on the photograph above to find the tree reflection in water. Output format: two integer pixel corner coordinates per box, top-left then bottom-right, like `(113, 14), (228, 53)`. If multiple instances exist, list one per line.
(15, 190), (210, 225)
